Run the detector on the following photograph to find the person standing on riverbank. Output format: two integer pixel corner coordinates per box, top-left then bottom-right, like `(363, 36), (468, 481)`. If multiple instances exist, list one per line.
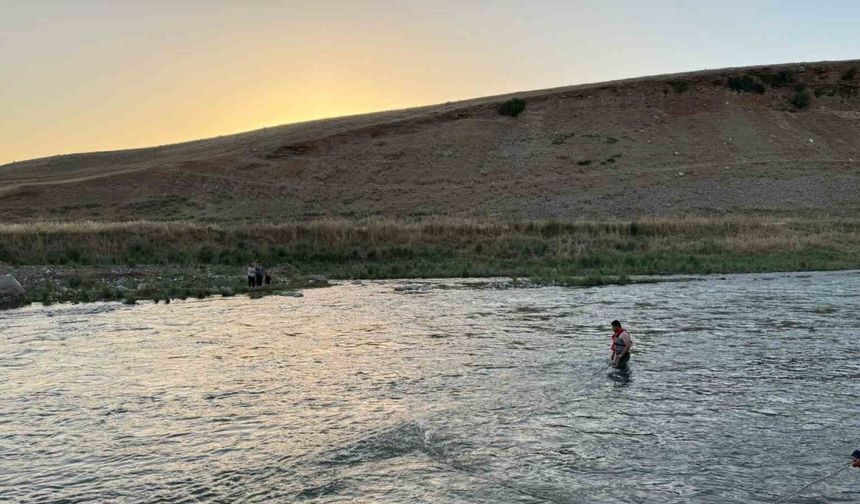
(247, 263), (256, 289)
(611, 320), (632, 368)
(254, 263), (264, 288)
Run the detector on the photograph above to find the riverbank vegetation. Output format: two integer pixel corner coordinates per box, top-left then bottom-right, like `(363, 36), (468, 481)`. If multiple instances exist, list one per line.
(2, 216), (858, 278)
(0, 264), (326, 309)
(3, 216), (858, 308)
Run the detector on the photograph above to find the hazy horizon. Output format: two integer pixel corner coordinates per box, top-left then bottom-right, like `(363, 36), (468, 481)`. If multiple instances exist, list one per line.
(2, 0), (859, 165)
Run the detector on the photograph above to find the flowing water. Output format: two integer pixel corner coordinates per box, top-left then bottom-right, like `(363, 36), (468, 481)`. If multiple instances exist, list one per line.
(1, 271), (859, 503)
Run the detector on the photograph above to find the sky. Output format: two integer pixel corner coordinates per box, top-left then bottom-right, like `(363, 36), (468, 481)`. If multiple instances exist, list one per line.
(1, 0), (858, 165)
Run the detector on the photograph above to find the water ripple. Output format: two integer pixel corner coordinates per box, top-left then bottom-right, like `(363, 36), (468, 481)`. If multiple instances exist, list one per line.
(0, 271), (858, 502)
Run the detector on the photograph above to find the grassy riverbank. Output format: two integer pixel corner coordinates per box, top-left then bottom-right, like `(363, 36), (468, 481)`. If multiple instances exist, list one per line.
(1, 216), (859, 291)
(2, 217), (859, 275)
(0, 264), (328, 309)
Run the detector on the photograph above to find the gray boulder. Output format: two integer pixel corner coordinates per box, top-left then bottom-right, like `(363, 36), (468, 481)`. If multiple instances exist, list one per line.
(0, 274), (25, 297)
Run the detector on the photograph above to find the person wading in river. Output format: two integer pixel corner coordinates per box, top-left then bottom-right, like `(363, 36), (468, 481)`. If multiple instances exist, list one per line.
(610, 320), (632, 368)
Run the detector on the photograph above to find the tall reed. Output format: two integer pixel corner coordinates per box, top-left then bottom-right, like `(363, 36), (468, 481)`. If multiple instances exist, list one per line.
(1, 216), (858, 278)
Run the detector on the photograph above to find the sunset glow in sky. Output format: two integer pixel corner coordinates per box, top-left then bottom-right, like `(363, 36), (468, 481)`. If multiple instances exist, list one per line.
(1, 1), (858, 165)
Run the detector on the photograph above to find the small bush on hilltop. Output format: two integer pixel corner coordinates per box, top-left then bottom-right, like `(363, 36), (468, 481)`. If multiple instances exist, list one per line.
(792, 89), (812, 109)
(728, 75), (767, 94)
(670, 80), (690, 93)
(842, 67), (858, 81)
(756, 69), (795, 88)
(497, 98), (526, 118)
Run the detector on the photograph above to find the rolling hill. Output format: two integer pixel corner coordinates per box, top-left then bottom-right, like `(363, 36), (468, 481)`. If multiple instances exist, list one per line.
(1, 59), (858, 223)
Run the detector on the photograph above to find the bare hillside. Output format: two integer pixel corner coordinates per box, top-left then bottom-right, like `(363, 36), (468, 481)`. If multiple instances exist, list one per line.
(1, 60), (859, 222)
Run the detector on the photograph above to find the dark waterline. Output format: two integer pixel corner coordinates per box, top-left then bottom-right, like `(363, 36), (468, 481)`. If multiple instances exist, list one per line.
(1, 271), (859, 503)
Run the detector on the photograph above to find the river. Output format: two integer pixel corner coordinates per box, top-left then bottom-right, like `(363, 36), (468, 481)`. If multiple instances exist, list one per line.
(1, 271), (858, 503)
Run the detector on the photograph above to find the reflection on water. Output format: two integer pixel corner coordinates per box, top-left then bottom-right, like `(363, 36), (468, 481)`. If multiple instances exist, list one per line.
(1, 271), (859, 503)
(608, 366), (632, 386)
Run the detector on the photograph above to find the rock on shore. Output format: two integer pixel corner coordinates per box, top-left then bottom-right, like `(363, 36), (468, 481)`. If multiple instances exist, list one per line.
(0, 274), (25, 297)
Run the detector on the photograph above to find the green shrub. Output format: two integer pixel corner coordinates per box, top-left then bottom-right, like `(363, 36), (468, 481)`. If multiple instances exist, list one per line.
(124, 241), (156, 265)
(669, 80), (690, 93)
(96, 285), (114, 300)
(64, 248), (81, 264)
(196, 245), (216, 264)
(842, 67), (857, 81)
(756, 70), (795, 88)
(774, 70), (796, 87)
(728, 75), (766, 94)
(497, 98), (526, 118)
(792, 89), (812, 109)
